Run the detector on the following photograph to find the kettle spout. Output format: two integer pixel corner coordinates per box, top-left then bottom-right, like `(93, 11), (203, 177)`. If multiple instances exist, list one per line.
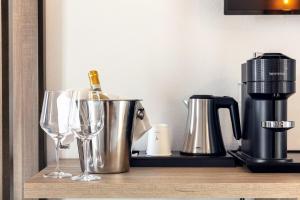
(183, 100), (188, 107)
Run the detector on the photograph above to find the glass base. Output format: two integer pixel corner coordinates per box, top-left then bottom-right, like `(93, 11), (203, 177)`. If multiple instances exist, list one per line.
(71, 173), (101, 181)
(43, 171), (72, 179)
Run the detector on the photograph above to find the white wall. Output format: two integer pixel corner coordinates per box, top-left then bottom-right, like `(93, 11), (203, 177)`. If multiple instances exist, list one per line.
(46, 0), (300, 161)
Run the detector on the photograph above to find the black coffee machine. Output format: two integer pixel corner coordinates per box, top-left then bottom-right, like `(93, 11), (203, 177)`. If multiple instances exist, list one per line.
(230, 53), (300, 172)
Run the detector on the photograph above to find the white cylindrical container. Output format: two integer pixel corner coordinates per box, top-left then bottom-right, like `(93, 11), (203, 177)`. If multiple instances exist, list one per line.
(146, 124), (172, 156)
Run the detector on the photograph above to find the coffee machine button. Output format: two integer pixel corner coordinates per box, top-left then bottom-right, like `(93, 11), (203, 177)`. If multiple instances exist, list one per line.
(261, 121), (295, 129)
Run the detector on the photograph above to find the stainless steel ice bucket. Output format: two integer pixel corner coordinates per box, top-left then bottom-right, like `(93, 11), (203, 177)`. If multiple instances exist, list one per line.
(77, 99), (151, 173)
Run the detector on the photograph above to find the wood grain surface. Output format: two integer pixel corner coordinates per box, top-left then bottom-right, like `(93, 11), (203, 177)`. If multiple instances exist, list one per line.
(12, 0), (39, 199)
(24, 159), (300, 199)
(0, 1), (2, 198)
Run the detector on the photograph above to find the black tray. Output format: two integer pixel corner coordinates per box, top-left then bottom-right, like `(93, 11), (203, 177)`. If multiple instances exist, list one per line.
(130, 151), (237, 167)
(229, 150), (300, 172)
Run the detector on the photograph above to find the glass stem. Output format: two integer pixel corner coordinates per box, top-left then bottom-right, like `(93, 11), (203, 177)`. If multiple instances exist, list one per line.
(55, 138), (61, 173)
(83, 139), (89, 176)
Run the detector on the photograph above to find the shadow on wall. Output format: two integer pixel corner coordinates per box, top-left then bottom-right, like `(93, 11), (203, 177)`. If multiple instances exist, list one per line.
(45, 0), (65, 161)
(288, 73), (300, 150)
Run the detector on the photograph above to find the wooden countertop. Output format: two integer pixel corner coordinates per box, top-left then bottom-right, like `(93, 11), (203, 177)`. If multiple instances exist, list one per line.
(24, 159), (300, 199)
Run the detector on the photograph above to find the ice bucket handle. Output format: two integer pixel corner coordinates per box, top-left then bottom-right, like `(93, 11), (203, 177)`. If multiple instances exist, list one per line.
(132, 101), (152, 142)
(137, 108), (145, 120)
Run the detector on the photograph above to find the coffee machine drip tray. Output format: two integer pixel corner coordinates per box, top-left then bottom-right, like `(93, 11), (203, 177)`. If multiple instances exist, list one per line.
(229, 150), (300, 172)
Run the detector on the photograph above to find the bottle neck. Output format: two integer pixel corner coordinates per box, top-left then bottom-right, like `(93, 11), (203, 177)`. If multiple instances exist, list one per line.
(91, 83), (102, 91)
(88, 70), (109, 99)
(88, 71), (102, 91)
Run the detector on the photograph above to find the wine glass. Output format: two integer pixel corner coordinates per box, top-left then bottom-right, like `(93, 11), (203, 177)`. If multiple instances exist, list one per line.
(69, 90), (104, 181)
(40, 90), (74, 178)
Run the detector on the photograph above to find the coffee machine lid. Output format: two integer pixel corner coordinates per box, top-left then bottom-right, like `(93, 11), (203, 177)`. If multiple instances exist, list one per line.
(242, 52), (296, 83)
(254, 53), (291, 60)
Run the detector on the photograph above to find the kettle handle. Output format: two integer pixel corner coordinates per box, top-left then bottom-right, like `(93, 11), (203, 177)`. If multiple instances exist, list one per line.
(214, 97), (241, 140)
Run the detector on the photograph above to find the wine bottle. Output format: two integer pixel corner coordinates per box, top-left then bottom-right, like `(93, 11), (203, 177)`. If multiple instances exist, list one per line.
(88, 70), (109, 99)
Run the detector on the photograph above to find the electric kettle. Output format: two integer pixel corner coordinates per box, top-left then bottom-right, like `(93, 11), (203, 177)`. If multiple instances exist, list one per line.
(181, 95), (241, 156)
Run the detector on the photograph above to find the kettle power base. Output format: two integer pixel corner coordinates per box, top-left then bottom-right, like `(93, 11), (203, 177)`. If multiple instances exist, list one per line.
(130, 151), (236, 167)
(229, 150), (300, 172)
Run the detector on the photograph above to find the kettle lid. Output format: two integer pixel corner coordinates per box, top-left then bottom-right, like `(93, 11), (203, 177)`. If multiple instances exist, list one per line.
(190, 95), (214, 99)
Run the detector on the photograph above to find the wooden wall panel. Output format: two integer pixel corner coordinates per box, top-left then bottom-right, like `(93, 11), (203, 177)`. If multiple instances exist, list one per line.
(1, 0), (43, 199)
(0, 1), (2, 198)
(11, 0), (39, 199)
(1, 0), (10, 198)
